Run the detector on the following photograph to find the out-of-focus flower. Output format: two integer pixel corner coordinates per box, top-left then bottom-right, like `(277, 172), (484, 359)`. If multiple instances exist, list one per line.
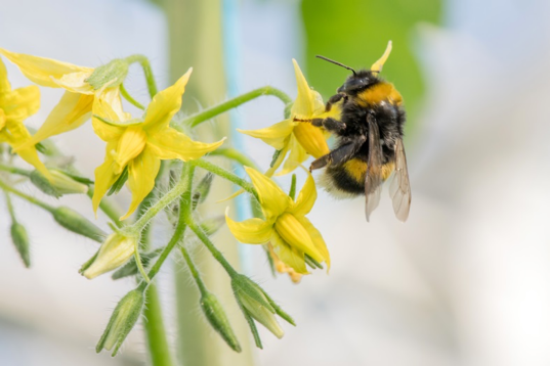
(0, 57), (49, 177)
(81, 232), (136, 279)
(267, 243), (302, 283)
(30, 169), (89, 197)
(92, 68), (225, 220)
(238, 60), (340, 176)
(0, 48), (128, 146)
(226, 167), (329, 274)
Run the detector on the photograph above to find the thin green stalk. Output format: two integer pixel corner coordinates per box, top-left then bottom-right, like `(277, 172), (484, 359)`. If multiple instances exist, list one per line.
(120, 83), (145, 110)
(182, 86), (292, 127)
(179, 246), (207, 293)
(188, 159), (258, 200)
(126, 54), (158, 98)
(0, 163), (31, 177)
(187, 221), (238, 278)
(142, 285), (174, 366)
(209, 148), (260, 170)
(0, 179), (54, 212)
(4, 191), (16, 222)
(134, 239), (150, 283)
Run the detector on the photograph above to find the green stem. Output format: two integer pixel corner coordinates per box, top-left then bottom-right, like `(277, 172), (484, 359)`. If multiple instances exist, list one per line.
(188, 159), (258, 200)
(179, 246), (207, 294)
(182, 86), (292, 127)
(120, 83), (145, 110)
(142, 285), (175, 366)
(209, 148), (260, 170)
(4, 191), (17, 223)
(0, 179), (54, 212)
(126, 54), (158, 98)
(134, 238), (151, 283)
(187, 220), (238, 277)
(0, 163), (32, 177)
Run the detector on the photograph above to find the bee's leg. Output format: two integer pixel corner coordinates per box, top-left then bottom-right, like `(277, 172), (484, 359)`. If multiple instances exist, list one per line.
(310, 136), (366, 171)
(311, 117), (346, 132)
(325, 93), (345, 112)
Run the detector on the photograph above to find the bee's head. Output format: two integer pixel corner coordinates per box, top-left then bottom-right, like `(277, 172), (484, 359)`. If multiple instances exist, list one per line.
(337, 70), (380, 95)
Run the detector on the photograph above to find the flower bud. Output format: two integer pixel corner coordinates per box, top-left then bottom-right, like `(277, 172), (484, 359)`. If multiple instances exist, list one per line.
(30, 169), (89, 198)
(86, 59), (129, 90)
(200, 292), (241, 352)
(192, 172), (214, 210)
(10, 223), (30, 267)
(52, 206), (106, 242)
(96, 289), (144, 356)
(81, 233), (136, 279)
(231, 274), (284, 339)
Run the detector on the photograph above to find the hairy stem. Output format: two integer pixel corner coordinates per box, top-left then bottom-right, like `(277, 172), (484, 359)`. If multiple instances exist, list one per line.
(0, 179), (54, 212)
(120, 83), (145, 110)
(126, 54), (158, 98)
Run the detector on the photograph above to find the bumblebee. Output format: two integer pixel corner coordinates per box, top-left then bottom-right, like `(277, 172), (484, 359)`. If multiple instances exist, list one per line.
(305, 41), (411, 221)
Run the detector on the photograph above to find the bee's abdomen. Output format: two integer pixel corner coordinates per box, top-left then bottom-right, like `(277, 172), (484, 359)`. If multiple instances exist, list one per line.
(321, 159), (366, 197)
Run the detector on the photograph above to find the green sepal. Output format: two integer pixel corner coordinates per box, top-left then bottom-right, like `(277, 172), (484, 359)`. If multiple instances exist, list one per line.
(200, 292), (242, 352)
(270, 149), (283, 168)
(198, 216), (225, 236)
(10, 223), (30, 268)
(111, 248), (163, 280)
(108, 166), (129, 196)
(86, 58), (129, 90)
(192, 172), (214, 210)
(288, 174), (297, 201)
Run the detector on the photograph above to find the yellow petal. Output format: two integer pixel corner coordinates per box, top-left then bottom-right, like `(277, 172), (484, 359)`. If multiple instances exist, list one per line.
(277, 135), (308, 176)
(92, 142), (121, 215)
(91, 98), (124, 142)
(291, 59), (314, 119)
(289, 172), (317, 216)
(371, 41), (393, 73)
(237, 119), (294, 150)
(4, 120), (50, 178)
(244, 166), (291, 220)
(293, 122), (329, 159)
(100, 87), (127, 121)
(226, 212), (273, 244)
(0, 109), (5, 130)
(0, 48), (92, 88)
(274, 213), (323, 262)
(29, 91), (93, 145)
(0, 57), (11, 94)
(297, 216), (330, 269)
(2, 85), (40, 122)
(52, 70), (94, 94)
(147, 128), (225, 161)
(113, 126), (147, 174)
(121, 147), (161, 220)
(271, 232), (308, 274)
(143, 68), (192, 134)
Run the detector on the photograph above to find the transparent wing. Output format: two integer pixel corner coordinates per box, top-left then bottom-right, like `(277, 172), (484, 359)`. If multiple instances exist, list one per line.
(365, 115), (383, 221)
(389, 138), (411, 221)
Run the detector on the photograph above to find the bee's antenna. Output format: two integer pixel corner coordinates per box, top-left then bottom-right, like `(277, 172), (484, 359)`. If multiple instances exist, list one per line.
(316, 55), (357, 75)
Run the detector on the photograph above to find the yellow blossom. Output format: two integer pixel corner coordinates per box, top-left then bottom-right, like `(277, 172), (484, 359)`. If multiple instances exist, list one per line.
(226, 167), (329, 274)
(92, 69), (225, 220)
(0, 57), (49, 177)
(0, 48), (126, 146)
(238, 60), (340, 176)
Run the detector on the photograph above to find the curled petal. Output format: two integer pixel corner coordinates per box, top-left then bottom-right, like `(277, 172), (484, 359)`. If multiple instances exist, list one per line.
(274, 213), (322, 262)
(114, 126), (147, 174)
(122, 147), (161, 220)
(0, 48), (92, 88)
(238, 119), (293, 150)
(147, 128), (225, 161)
(271, 231), (308, 274)
(2, 85), (40, 122)
(92, 142), (122, 215)
(91, 98), (124, 142)
(226, 212), (273, 244)
(143, 69), (192, 134)
(291, 59), (314, 119)
(297, 216), (330, 269)
(52, 70), (94, 94)
(289, 172), (317, 216)
(277, 135), (308, 176)
(3, 120), (49, 178)
(100, 88), (127, 121)
(371, 41), (393, 73)
(244, 166), (291, 220)
(28, 91), (93, 146)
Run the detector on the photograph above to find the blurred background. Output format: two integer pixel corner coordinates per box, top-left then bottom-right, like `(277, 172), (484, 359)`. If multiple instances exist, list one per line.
(2, 0), (550, 365)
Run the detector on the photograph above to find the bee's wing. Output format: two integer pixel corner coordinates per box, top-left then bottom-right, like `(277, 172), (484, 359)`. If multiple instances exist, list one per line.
(365, 115), (383, 221)
(389, 138), (411, 221)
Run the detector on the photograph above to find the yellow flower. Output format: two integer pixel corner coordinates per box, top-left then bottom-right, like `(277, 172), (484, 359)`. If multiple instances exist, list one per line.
(92, 69), (225, 220)
(0, 57), (49, 177)
(238, 60), (339, 176)
(0, 48), (126, 146)
(226, 167), (329, 274)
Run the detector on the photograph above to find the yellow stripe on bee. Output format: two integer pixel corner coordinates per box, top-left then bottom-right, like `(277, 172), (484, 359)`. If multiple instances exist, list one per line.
(343, 159), (395, 184)
(357, 82), (403, 107)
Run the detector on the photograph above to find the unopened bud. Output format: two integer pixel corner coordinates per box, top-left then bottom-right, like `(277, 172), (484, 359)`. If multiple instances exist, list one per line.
(86, 59), (129, 90)
(10, 223), (30, 267)
(231, 274), (284, 339)
(31, 169), (89, 198)
(198, 216), (225, 236)
(192, 173), (214, 210)
(52, 206), (106, 242)
(96, 289), (144, 356)
(81, 233), (136, 279)
(200, 292), (241, 352)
